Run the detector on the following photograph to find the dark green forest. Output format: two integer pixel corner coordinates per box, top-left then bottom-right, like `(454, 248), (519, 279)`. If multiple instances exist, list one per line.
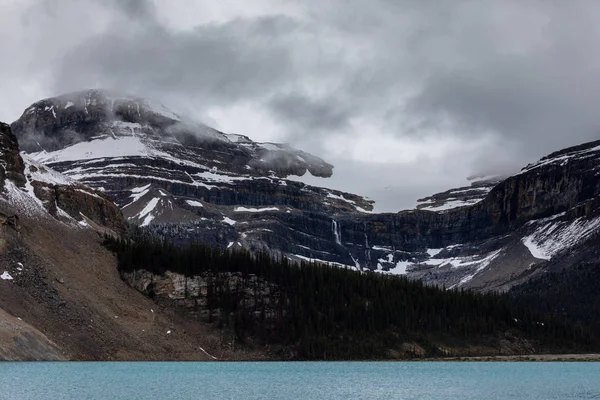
(104, 233), (599, 359)
(511, 261), (600, 335)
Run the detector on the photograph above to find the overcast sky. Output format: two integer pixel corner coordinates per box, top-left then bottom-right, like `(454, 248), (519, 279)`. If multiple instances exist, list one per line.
(2, 0), (600, 211)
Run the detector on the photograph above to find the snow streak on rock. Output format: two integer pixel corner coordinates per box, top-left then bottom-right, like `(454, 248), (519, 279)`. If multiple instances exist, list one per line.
(522, 214), (600, 260)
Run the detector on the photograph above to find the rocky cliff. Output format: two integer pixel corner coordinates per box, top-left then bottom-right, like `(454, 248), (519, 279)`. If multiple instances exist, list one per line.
(12, 90), (600, 292)
(11, 89), (374, 258)
(0, 123), (126, 234)
(0, 122), (26, 188)
(0, 119), (268, 361)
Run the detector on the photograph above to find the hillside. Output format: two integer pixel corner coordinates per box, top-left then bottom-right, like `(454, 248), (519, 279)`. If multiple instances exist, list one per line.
(3, 89), (600, 359)
(12, 89), (600, 292)
(0, 122), (261, 360)
(105, 232), (599, 360)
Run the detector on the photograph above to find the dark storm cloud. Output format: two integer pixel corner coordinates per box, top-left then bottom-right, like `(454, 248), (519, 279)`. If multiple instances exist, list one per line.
(5, 0), (600, 210)
(106, 0), (156, 19)
(268, 93), (353, 132)
(405, 1), (600, 167)
(54, 15), (298, 107)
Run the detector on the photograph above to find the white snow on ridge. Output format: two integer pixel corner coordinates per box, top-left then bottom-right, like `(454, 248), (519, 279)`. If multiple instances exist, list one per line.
(292, 254), (358, 271)
(522, 215), (600, 260)
(326, 191), (356, 205)
(22, 155), (73, 186)
(124, 184), (152, 208)
(186, 200), (204, 208)
(419, 199), (481, 212)
(457, 249), (504, 285)
(522, 236), (550, 260)
(379, 260), (411, 275)
(222, 216), (237, 226)
(423, 248), (502, 270)
(426, 248), (443, 257)
(372, 245), (392, 251)
(138, 198), (160, 227)
(518, 144), (600, 175)
(2, 181), (47, 217)
(194, 170), (253, 184)
(30, 136), (151, 163)
(468, 174), (501, 184)
(131, 183), (152, 194)
(234, 206), (279, 213)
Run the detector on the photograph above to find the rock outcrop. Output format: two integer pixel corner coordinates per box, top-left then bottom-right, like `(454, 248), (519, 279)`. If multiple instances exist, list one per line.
(0, 122), (25, 188)
(1, 118), (258, 361)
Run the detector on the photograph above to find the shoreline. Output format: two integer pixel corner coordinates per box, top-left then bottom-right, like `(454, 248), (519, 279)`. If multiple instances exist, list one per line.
(424, 354), (600, 362)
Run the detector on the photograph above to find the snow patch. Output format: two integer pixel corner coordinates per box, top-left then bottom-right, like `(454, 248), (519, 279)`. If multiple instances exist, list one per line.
(426, 248), (443, 257)
(233, 206), (279, 213)
(23, 155), (74, 186)
(522, 215), (600, 260)
(419, 199), (481, 211)
(124, 184), (151, 208)
(388, 261), (411, 275)
(222, 217), (236, 226)
(138, 198), (160, 227)
(1, 272), (13, 280)
(29, 136), (152, 163)
(292, 254), (358, 271)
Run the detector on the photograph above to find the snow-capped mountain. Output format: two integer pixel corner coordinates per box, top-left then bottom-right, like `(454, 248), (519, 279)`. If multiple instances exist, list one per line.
(0, 121), (231, 361)
(11, 89), (600, 292)
(11, 89), (374, 264)
(416, 175), (503, 211)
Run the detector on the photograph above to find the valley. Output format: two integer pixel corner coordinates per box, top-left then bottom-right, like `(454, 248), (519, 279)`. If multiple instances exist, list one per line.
(0, 90), (599, 359)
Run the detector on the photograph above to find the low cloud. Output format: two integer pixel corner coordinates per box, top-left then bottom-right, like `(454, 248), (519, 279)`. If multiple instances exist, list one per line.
(3, 0), (600, 210)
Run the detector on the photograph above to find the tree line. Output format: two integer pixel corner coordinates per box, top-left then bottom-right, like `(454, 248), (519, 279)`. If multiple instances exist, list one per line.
(104, 232), (599, 359)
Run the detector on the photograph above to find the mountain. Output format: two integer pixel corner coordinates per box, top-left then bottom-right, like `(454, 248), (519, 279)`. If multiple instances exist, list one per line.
(3, 90), (600, 360)
(0, 121), (260, 360)
(12, 89), (374, 262)
(11, 89), (600, 293)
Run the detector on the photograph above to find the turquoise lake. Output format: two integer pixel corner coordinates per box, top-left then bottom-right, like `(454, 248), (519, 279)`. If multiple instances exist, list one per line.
(0, 362), (599, 399)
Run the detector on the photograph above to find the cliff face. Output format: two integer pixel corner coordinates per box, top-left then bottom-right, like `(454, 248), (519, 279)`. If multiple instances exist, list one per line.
(0, 122), (26, 188)
(12, 90), (600, 292)
(0, 121), (126, 233)
(1, 119), (266, 361)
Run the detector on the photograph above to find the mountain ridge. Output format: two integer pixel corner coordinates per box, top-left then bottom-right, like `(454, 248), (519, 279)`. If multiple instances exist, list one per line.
(2, 89), (600, 359)
(10, 89), (600, 292)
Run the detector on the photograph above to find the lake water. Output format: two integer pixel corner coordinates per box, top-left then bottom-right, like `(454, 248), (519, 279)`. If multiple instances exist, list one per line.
(0, 362), (599, 399)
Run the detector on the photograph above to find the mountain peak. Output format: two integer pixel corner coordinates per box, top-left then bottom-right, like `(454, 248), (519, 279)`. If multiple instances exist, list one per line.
(12, 89), (334, 179)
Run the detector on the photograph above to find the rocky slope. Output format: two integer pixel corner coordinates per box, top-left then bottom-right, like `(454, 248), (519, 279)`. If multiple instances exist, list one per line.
(0, 121), (262, 360)
(12, 90), (600, 292)
(12, 90), (374, 260)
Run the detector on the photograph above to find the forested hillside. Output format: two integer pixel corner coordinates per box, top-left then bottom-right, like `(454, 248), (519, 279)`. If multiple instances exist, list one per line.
(511, 261), (600, 334)
(104, 233), (599, 360)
